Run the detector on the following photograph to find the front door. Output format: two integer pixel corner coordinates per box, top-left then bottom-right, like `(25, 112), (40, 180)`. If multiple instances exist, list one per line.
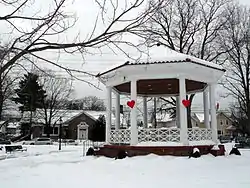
(78, 129), (87, 140)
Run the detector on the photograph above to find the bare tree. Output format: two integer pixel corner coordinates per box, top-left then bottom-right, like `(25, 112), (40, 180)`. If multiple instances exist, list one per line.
(139, 0), (231, 127)
(0, 45), (19, 120)
(36, 70), (73, 137)
(0, 0), (163, 85)
(69, 96), (105, 111)
(220, 3), (250, 135)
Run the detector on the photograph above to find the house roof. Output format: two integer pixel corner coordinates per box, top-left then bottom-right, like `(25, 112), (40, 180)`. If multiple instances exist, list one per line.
(156, 112), (173, 122)
(21, 110), (124, 126)
(193, 111), (232, 123)
(84, 111), (124, 125)
(21, 110), (86, 125)
(7, 122), (20, 129)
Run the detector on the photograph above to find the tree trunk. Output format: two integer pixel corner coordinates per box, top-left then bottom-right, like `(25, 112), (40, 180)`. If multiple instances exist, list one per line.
(187, 94), (195, 128)
(153, 97), (157, 128)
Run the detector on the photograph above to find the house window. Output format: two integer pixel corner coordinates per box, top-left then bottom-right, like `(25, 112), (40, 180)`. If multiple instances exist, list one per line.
(220, 120), (223, 125)
(54, 127), (58, 134)
(218, 130), (222, 135)
(43, 126), (59, 135)
(226, 120), (229, 125)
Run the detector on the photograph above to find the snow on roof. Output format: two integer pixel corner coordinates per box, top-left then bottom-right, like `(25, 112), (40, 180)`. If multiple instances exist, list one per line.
(22, 109), (85, 124)
(84, 111), (124, 125)
(195, 113), (205, 123)
(0, 121), (6, 125)
(97, 45), (224, 76)
(7, 122), (20, 129)
(226, 125), (236, 130)
(133, 45), (224, 70)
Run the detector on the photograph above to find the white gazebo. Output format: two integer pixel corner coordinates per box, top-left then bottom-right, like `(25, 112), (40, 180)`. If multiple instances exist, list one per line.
(96, 46), (225, 146)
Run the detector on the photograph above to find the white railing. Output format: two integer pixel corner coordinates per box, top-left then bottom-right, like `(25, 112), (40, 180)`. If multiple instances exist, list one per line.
(187, 128), (212, 141)
(109, 128), (212, 144)
(138, 128), (180, 142)
(110, 129), (131, 144)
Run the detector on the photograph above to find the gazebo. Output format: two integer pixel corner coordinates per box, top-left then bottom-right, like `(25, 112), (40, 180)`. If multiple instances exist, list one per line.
(95, 46), (226, 157)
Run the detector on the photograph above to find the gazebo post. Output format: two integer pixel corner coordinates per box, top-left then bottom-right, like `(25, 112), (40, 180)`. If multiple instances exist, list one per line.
(115, 93), (120, 130)
(176, 96), (180, 128)
(143, 96), (148, 128)
(209, 83), (218, 143)
(178, 77), (188, 145)
(106, 86), (112, 144)
(130, 79), (138, 145)
(203, 88), (210, 128)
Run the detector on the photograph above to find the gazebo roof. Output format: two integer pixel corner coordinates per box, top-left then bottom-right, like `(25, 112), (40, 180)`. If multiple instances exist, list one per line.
(96, 46), (225, 96)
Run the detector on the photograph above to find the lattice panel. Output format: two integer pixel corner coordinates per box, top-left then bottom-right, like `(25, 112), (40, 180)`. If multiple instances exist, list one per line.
(138, 128), (180, 142)
(110, 129), (130, 144)
(188, 128), (212, 141)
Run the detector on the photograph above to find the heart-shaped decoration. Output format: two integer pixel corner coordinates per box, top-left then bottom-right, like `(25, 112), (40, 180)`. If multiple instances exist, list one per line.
(127, 100), (135, 108)
(182, 99), (190, 107)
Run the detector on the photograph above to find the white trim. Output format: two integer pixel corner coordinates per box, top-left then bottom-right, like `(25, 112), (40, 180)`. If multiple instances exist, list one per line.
(130, 79), (138, 145)
(143, 97), (148, 128)
(178, 77), (188, 145)
(209, 83), (218, 143)
(115, 93), (120, 130)
(106, 86), (112, 143)
(203, 88), (210, 129)
(117, 88), (206, 97)
(176, 96), (180, 128)
(102, 63), (224, 87)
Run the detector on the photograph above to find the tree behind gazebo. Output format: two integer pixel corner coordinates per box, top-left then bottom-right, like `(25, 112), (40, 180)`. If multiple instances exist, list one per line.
(139, 0), (231, 127)
(89, 115), (106, 142)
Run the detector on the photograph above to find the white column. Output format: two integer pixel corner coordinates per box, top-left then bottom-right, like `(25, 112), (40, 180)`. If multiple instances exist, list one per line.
(203, 88), (210, 129)
(115, 93), (120, 130)
(176, 96), (180, 128)
(130, 79), (138, 145)
(106, 86), (112, 143)
(178, 77), (188, 145)
(143, 97), (148, 128)
(209, 83), (218, 143)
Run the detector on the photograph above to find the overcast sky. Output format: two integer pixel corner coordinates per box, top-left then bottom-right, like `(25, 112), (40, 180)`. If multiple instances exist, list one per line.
(1, 0), (250, 112)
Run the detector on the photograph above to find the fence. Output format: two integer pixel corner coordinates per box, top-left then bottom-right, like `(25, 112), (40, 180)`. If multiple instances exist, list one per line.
(109, 128), (212, 144)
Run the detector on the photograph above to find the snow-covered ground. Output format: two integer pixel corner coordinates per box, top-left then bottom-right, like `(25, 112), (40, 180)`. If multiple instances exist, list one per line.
(0, 143), (250, 188)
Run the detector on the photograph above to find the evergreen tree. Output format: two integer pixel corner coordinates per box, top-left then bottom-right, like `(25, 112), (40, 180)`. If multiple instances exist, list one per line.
(12, 72), (46, 137)
(89, 115), (106, 142)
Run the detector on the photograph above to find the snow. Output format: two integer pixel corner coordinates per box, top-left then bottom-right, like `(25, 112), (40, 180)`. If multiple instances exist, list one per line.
(7, 122), (20, 129)
(98, 45), (224, 76)
(193, 147), (200, 153)
(135, 45), (224, 70)
(0, 143), (250, 188)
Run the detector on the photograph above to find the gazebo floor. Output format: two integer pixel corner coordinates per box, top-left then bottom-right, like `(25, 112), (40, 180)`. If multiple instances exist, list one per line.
(94, 144), (225, 158)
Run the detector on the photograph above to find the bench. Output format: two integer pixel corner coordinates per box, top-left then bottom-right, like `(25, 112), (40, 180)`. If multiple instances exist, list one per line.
(5, 145), (27, 153)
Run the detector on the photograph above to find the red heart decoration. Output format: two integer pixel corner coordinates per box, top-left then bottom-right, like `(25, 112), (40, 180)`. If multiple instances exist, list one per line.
(182, 99), (190, 107)
(127, 100), (135, 108)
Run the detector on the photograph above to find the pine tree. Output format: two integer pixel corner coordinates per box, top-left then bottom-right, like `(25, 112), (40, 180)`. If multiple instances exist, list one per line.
(13, 72), (46, 137)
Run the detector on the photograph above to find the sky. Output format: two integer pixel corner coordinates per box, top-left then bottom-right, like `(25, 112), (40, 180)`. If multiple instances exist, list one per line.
(1, 0), (250, 112)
